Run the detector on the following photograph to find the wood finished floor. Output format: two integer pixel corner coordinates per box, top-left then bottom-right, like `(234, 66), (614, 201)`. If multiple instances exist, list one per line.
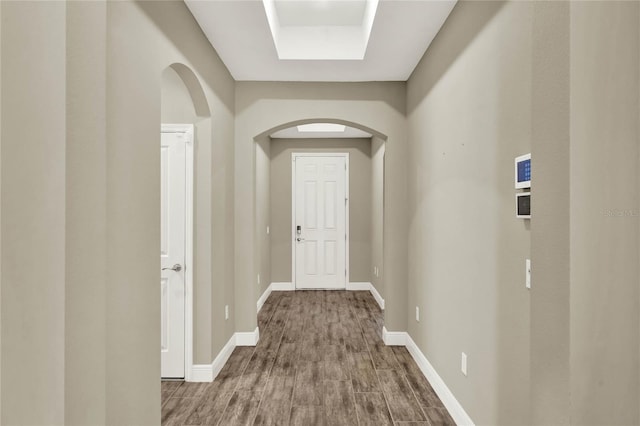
(162, 290), (455, 426)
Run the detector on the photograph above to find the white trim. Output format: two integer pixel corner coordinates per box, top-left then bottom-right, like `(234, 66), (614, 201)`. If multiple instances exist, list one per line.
(190, 364), (214, 383)
(211, 334), (236, 380)
(346, 282), (385, 310)
(291, 155), (295, 288)
(291, 153), (350, 290)
(345, 155), (350, 287)
(272, 282), (294, 291)
(161, 123), (195, 381)
(405, 334), (475, 426)
(345, 281), (370, 291)
(236, 327), (260, 346)
(368, 283), (385, 310)
(187, 332), (240, 382)
(382, 327), (406, 346)
(257, 282), (296, 314)
(257, 284), (273, 313)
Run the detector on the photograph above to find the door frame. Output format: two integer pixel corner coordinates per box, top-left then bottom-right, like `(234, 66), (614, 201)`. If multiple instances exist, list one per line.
(291, 152), (350, 289)
(161, 123), (194, 380)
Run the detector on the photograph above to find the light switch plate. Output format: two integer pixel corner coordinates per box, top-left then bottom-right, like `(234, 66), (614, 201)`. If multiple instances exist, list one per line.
(526, 259), (531, 289)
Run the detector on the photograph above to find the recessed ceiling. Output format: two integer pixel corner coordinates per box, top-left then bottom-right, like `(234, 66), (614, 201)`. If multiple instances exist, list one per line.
(184, 0), (457, 82)
(274, 1), (367, 27)
(263, 0), (378, 60)
(271, 123), (373, 139)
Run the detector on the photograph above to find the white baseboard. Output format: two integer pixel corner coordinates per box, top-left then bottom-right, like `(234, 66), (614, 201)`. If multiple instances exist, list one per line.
(346, 282), (385, 310)
(405, 334), (475, 426)
(272, 282), (294, 291)
(258, 283), (296, 313)
(346, 281), (370, 291)
(189, 363), (214, 382)
(188, 333), (236, 382)
(191, 328), (261, 382)
(382, 326), (406, 346)
(211, 334), (236, 380)
(235, 327), (260, 346)
(257, 284), (273, 313)
(368, 283), (385, 310)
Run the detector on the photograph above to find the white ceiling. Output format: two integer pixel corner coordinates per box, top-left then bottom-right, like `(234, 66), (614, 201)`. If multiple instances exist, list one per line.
(262, 0), (378, 60)
(274, 0), (367, 27)
(271, 123), (373, 139)
(184, 0), (457, 82)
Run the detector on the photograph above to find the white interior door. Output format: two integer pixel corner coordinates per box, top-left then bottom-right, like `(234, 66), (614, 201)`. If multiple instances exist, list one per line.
(294, 155), (347, 289)
(161, 130), (186, 378)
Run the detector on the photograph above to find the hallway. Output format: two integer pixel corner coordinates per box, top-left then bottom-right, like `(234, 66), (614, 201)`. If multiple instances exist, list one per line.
(162, 291), (455, 425)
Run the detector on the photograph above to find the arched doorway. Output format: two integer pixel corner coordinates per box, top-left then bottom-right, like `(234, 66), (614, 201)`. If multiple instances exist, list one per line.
(160, 63), (212, 381)
(253, 119), (387, 334)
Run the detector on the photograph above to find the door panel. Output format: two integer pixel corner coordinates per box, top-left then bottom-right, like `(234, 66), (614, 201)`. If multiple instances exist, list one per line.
(294, 155), (347, 289)
(161, 131), (186, 378)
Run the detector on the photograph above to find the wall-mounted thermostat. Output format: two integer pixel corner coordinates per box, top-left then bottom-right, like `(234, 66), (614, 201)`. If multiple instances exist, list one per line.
(516, 192), (531, 219)
(515, 153), (531, 189)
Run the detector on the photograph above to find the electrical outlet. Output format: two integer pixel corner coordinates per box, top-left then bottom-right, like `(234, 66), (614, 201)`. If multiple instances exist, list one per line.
(267, 226), (270, 235)
(461, 352), (468, 376)
(257, 274), (260, 285)
(526, 259), (531, 289)
(416, 306), (420, 322)
(225, 305), (229, 320)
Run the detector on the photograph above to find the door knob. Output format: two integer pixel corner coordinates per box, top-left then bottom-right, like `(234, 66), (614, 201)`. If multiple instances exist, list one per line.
(296, 237), (305, 242)
(162, 263), (182, 272)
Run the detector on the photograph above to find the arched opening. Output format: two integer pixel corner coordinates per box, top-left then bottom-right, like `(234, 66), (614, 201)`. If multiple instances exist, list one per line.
(160, 63), (213, 388)
(165, 63), (211, 119)
(253, 119), (387, 343)
(254, 118), (388, 141)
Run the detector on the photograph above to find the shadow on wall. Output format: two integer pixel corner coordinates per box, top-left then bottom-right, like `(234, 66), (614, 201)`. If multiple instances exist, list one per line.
(406, 0), (505, 114)
(168, 63), (211, 118)
(161, 62), (216, 366)
(137, 1), (235, 112)
(255, 118), (388, 141)
(238, 82), (406, 117)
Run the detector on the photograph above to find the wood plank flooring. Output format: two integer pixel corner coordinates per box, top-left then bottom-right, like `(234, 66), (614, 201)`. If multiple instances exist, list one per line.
(162, 290), (455, 426)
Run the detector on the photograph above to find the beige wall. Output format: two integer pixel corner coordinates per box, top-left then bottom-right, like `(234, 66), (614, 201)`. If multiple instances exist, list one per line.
(65, 2), (107, 424)
(106, 3), (236, 423)
(161, 67), (217, 364)
(1, 2), (67, 424)
(371, 137), (385, 296)
(256, 137), (271, 295)
(408, 1), (640, 424)
(569, 2), (639, 424)
(269, 138), (372, 284)
(0, 2), (3, 420)
(3, 2), (639, 425)
(235, 82), (408, 333)
(529, 2), (571, 424)
(407, 2), (532, 424)
(1, 2), (236, 424)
